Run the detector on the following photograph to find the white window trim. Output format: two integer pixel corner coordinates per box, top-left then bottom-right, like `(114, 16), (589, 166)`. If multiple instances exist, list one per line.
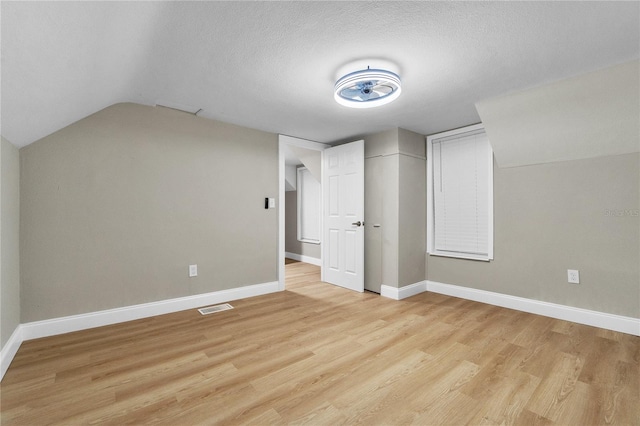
(296, 166), (321, 245)
(426, 123), (494, 261)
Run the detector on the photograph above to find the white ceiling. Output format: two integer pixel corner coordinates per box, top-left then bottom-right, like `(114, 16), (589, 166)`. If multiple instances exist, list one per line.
(2, 1), (639, 148)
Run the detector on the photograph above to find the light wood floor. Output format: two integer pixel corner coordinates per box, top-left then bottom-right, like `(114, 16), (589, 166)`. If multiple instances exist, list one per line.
(1, 261), (638, 425)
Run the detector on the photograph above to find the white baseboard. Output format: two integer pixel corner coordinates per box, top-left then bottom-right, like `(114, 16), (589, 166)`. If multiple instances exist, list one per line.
(3, 278), (637, 383)
(381, 279), (639, 336)
(1, 325), (24, 381)
(426, 280), (640, 337)
(22, 281), (278, 340)
(1, 281), (278, 382)
(19, 281), (279, 343)
(381, 281), (427, 300)
(285, 252), (321, 266)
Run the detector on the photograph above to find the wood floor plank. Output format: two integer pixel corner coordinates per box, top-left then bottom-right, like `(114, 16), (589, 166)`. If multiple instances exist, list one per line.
(466, 370), (541, 425)
(1, 261), (639, 425)
(525, 351), (584, 421)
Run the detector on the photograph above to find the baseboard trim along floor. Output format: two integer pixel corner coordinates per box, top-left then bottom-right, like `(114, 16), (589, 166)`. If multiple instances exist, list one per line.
(284, 252), (321, 266)
(382, 280), (639, 336)
(0, 280), (279, 381)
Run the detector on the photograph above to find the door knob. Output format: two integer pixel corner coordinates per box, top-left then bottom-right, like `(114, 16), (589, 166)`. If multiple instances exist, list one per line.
(351, 221), (362, 227)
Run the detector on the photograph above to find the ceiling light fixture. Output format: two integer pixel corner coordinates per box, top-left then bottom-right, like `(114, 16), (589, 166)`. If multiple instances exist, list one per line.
(334, 67), (402, 108)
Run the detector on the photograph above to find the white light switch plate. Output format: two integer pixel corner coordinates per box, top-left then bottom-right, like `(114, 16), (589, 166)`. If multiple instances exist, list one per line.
(268, 198), (275, 208)
(189, 264), (198, 277)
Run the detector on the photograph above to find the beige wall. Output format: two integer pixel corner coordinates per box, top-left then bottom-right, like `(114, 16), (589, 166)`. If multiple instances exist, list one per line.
(1, 137), (21, 349)
(364, 155), (384, 293)
(431, 63), (639, 319)
(381, 154), (400, 287)
(427, 153), (640, 318)
(363, 128), (426, 290)
(398, 133), (426, 287)
(20, 103), (278, 322)
(284, 191), (321, 259)
(13, 97), (637, 333)
(363, 128), (398, 158)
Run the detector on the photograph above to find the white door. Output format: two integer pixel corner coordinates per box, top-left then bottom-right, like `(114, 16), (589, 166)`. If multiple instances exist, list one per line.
(322, 140), (364, 292)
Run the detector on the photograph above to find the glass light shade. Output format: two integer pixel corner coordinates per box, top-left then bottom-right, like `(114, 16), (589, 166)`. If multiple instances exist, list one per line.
(334, 68), (402, 109)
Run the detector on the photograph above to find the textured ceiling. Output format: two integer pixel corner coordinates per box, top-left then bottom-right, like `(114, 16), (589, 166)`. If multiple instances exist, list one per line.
(2, 1), (639, 148)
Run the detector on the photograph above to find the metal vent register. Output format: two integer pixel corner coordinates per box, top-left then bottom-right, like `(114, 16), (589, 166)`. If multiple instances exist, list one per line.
(198, 303), (234, 315)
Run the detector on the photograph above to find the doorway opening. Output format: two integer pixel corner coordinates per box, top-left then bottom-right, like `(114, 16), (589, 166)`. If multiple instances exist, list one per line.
(278, 136), (366, 293)
(278, 135), (328, 290)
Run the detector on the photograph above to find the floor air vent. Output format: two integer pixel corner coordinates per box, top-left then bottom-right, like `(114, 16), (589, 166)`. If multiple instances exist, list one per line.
(198, 303), (234, 315)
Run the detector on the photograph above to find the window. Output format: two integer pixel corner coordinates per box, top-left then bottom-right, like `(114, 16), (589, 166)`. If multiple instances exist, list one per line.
(426, 124), (493, 261)
(297, 167), (321, 244)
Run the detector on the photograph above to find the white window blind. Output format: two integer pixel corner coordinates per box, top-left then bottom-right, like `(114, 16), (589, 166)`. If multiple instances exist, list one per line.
(427, 125), (493, 260)
(297, 167), (321, 244)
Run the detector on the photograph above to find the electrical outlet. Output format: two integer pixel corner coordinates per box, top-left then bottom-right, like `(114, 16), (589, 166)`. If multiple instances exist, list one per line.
(189, 264), (198, 277)
(567, 269), (579, 284)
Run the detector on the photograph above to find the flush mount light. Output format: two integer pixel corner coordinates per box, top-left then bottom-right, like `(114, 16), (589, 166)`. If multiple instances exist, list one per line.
(334, 67), (402, 108)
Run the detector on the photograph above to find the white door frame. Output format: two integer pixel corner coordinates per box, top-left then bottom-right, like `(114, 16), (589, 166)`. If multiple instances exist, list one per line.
(278, 135), (329, 291)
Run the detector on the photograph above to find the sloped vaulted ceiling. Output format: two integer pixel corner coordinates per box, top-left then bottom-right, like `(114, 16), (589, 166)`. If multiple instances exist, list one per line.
(1, 2), (639, 148)
(477, 60), (640, 168)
